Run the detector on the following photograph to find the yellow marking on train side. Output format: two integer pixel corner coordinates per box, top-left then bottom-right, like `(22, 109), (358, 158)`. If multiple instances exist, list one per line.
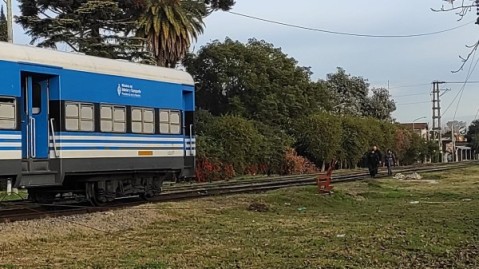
(138, 151), (153, 156)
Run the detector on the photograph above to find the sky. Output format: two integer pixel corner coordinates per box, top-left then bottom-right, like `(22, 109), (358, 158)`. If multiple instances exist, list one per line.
(7, 0), (479, 126)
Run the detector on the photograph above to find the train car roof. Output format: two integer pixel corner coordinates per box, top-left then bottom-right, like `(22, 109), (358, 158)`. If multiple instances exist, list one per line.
(0, 42), (195, 85)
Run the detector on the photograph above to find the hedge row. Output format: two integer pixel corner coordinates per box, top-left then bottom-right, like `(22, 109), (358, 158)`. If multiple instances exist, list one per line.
(195, 111), (437, 181)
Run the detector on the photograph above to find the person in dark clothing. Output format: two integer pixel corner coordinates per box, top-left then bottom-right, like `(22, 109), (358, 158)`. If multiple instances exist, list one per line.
(385, 149), (396, 176)
(372, 145), (382, 166)
(367, 147), (381, 178)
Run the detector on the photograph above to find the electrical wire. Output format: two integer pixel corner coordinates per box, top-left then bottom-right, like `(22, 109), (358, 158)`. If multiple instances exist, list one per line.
(227, 11), (474, 38)
(395, 100), (431, 106)
(388, 83), (432, 90)
(393, 92), (430, 98)
(442, 50), (479, 119)
(453, 55), (479, 120)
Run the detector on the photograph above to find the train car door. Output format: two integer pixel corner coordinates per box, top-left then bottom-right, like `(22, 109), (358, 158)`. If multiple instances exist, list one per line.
(21, 75), (50, 160)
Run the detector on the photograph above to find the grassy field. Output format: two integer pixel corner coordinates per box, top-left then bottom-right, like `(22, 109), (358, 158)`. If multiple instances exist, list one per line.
(1, 167), (479, 268)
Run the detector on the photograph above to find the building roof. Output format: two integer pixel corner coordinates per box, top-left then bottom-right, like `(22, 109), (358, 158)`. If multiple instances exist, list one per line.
(0, 41), (194, 85)
(399, 123), (429, 130)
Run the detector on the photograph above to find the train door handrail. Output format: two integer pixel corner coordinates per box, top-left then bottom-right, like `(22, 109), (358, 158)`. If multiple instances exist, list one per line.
(189, 124), (193, 156)
(49, 118), (59, 158)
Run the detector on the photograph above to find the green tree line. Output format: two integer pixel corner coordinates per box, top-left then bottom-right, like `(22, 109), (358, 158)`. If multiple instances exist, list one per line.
(185, 39), (437, 179)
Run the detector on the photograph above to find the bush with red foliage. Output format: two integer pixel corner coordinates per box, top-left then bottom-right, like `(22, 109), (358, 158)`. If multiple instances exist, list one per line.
(244, 164), (269, 176)
(281, 148), (319, 175)
(195, 157), (235, 182)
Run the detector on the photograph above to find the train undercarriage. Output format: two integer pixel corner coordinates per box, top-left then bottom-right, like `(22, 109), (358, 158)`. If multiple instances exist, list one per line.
(26, 172), (173, 206)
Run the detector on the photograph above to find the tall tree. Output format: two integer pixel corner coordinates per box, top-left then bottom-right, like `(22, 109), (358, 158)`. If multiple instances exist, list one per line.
(294, 113), (342, 170)
(364, 88), (396, 120)
(16, 0), (149, 60)
(324, 67), (370, 117)
(466, 119), (479, 152)
(204, 0), (235, 11)
(184, 38), (330, 128)
(0, 5), (7, 42)
(136, 0), (206, 67)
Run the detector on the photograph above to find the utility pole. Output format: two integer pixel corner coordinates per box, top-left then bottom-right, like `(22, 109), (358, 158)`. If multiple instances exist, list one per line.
(4, 0), (14, 194)
(6, 0), (12, 43)
(432, 81), (445, 162)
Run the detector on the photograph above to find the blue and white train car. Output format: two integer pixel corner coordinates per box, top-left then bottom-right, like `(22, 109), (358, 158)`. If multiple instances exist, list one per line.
(0, 42), (195, 204)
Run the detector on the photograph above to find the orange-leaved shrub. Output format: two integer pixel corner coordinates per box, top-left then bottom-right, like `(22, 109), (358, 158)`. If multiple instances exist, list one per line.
(281, 148), (319, 175)
(195, 157), (235, 182)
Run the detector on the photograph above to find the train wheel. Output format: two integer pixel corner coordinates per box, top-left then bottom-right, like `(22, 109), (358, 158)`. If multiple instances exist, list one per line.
(140, 176), (163, 201)
(85, 182), (107, 206)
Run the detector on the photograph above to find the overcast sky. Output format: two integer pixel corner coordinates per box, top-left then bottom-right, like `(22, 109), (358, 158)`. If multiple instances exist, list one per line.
(9, 0), (479, 126)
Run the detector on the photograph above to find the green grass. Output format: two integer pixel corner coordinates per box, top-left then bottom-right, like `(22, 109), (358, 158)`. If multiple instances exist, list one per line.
(2, 167), (479, 268)
(0, 191), (27, 202)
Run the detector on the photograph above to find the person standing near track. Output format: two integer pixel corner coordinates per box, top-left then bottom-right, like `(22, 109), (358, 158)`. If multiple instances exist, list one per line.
(385, 149), (396, 176)
(367, 146), (381, 178)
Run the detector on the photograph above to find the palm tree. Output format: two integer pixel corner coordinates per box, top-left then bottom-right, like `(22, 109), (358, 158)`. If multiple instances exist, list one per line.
(137, 0), (206, 67)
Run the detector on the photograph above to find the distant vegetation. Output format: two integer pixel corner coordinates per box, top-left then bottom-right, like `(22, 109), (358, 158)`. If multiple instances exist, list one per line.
(185, 39), (437, 180)
(0, 5), (6, 42)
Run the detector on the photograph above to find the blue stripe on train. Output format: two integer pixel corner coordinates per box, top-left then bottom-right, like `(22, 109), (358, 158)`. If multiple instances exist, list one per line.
(55, 132), (188, 139)
(49, 147), (184, 150)
(0, 139), (22, 142)
(0, 130), (21, 134)
(51, 139), (185, 145)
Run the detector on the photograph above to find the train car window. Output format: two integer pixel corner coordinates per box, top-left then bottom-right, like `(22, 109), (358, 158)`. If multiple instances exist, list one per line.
(80, 104), (94, 131)
(131, 107), (154, 134)
(159, 110), (181, 134)
(65, 103), (80, 131)
(65, 102), (94, 132)
(100, 106), (113, 132)
(0, 97), (16, 129)
(131, 108), (142, 133)
(159, 110), (169, 134)
(32, 83), (41, 115)
(143, 109), (154, 134)
(113, 107), (126, 133)
(101, 105), (126, 133)
(170, 111), (181, 134)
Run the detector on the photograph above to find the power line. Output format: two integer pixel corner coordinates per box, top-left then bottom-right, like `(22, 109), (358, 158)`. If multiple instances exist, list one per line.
(396, 100), (431, 106)
(393, 92), (430, 98)
(443, 80), (479, 84)
(442, 53), (479, 119)
(453, 53), (479, 120)
(388, 81), (479, 90)
(388, 83), (432, 90)
(227, 11), (474, 38)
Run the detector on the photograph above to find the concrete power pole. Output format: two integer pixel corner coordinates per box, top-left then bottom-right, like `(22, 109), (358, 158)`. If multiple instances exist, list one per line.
(432, 81), (444, 162)
(6, 0), (12, 43)
(5, 0), (14, 194)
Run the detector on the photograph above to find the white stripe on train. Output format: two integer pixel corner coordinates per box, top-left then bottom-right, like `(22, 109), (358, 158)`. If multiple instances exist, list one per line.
(48, 143), (184, 148)
(49, 149), (186, 158)
(0, 134), (21, 139)
(0, 150), (21, 160)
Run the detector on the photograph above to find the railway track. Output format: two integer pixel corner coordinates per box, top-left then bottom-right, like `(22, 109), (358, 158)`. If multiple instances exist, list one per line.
(0, 161), (475, 223)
